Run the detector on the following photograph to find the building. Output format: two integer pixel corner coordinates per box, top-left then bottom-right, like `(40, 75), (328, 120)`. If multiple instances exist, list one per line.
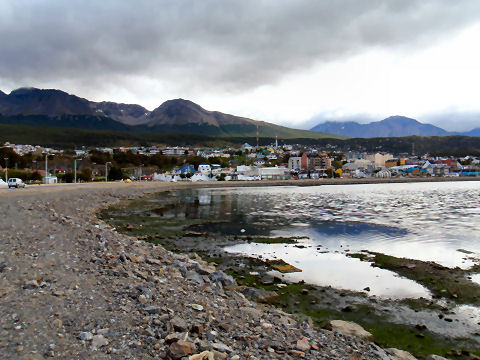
(198, 164), (212, 174)
(256, 167), (289, 180)
(288, 157), (301, 170)
(375, 169), (392, 178)
(309, 153), (332, 170)
(301, 153), (308, 169)
(366, 153), (393, 168)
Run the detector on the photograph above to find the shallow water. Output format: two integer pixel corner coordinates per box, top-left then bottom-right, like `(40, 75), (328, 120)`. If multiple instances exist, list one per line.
(150, 181), (480, 298)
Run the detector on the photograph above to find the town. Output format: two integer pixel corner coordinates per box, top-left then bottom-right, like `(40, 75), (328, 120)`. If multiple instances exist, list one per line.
(1, 141), (479, 185)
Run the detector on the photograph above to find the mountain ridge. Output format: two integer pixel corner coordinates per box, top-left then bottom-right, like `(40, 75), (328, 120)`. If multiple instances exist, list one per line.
(0, 87), (340, 139)
(311, 115), (479, 137)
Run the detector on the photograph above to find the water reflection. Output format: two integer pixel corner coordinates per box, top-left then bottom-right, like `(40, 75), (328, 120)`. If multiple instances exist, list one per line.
(224, 241), (430, 299)
(150, 181), (480, 298)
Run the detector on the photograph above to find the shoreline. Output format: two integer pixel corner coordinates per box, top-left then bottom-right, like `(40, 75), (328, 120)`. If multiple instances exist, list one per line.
(0, 179), (477, 359)
(1, 175), (479, 199)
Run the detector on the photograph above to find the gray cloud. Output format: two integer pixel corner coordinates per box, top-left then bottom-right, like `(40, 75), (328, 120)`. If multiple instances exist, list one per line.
(1, 0), (480, 96)
(423, 111), (480, 132)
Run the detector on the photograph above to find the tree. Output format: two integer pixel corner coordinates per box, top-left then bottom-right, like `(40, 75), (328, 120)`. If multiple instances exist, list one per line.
(108, 166), (124, 181)
(89, 150), (112, 165)
(78, 168), (92, 182)
(29, 171), (42, 182)
(63, 172), (74, 183)
(332, 160), (343, 169)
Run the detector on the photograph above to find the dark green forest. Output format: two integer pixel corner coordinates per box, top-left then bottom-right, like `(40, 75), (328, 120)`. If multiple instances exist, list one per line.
(1, 123), (480, 156)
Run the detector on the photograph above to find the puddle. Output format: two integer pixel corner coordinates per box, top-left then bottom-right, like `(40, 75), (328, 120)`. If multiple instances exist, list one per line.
(225, 241), (431, 299)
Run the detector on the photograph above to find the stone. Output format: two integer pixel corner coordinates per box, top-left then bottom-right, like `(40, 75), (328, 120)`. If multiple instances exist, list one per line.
(239, 307), (262, 319)
(212, 342), (232, 353)
(289, 349), (306, 357)
(188, 351), (214, 360)
(24, 280), (40, 289)
(415, 324), (427, 331)
(209, 271), (236, 288)
(195, 264), (216, 276)
(212, 350), (227, 359)
(52, 319), (62, 328)
(128, 254), (140, 263)
(385, 348), (417, 360)
(136, 286), (152, 299)
(241, 287), (277, 302)
(187, 271), (205, 286)
(78, 331), (93, 341)
(171, 316), (188, 332)
(91, 335), (108, 349)
(169, 340), (195, 359)
(165, 333), (183, 344)
(323, 320), (374, 342)
(296, 339), (311, 352)
(144, 306), (161, 314)
(146, 257), (162, 265)
(191, 323), (204, 334)
(426, 356), (449, 360)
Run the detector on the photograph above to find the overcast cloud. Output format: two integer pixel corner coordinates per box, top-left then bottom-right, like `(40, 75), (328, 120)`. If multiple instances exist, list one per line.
(1, 0), (480, 129)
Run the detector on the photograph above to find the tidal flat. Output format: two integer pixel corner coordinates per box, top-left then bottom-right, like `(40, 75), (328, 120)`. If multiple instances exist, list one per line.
(101, 182), (480, 359)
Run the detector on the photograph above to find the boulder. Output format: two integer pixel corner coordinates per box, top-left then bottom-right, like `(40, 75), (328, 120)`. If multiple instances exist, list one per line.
(188, 351), (214, 360)
(426, 356), (449, 360)
(169, 340), (196, 359)
(241, 287), (277, 302)
(186, 271), (205, 286)
(209, 271), (236, 288)
(323, 320), (374, 342)
(386, 348), (417, 360)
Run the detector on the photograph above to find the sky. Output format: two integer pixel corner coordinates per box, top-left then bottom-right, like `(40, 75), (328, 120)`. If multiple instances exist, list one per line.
(1, 0), (480, 131)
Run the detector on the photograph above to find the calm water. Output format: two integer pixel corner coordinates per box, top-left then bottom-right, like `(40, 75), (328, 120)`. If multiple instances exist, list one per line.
(156, 181), (480, 298)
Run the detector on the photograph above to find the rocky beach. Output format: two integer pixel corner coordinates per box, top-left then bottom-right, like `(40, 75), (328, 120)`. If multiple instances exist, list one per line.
(0, 181), (471, 359)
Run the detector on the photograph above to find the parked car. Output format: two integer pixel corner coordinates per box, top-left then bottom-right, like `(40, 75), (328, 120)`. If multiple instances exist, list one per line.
(8, 178), (26, 188)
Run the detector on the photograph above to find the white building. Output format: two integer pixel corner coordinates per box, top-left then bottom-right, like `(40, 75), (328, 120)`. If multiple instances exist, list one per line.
(256, 167), (289, 180)
(375, 169), (392, 178)
(288, 157), (301, 170)
(198, 164), (212, 174)
(43, 176), (58, 184)
(366, 153), (393, 168)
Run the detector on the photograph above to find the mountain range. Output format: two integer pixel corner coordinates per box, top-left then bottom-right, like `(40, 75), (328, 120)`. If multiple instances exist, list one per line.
(311, 115), (480, 138)
(0, 87), (339, 139)
(2, 88), (479, 140)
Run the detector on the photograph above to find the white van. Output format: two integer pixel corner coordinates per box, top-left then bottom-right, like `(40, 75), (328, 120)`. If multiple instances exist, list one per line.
(8, 178), (26, 188)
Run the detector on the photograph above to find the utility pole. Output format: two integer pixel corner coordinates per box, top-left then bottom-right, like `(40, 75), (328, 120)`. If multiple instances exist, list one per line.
(74, 158), (82, 184)
(105, 162), (111, 182)
(3, 158), (8, 182)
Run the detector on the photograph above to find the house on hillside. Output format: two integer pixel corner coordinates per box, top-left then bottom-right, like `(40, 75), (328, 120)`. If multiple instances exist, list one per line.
(180, 164), (196, 174)
(198, 164), (212, 174)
